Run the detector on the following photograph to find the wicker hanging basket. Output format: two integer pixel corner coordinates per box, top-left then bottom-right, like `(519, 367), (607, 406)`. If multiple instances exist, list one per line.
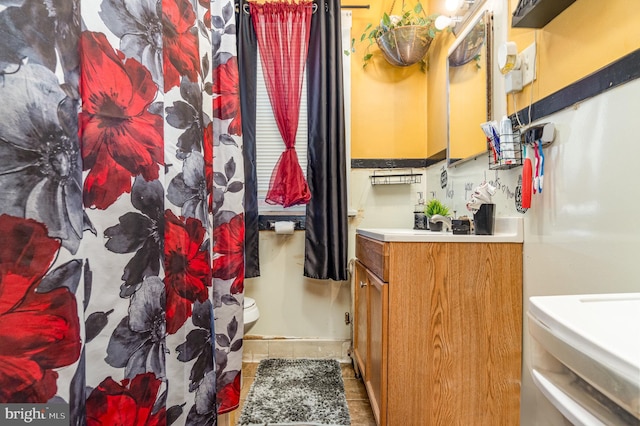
(376, 25), (434, 67)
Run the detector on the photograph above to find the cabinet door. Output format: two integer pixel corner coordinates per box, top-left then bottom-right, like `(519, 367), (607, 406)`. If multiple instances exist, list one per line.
(353, 260), (368, 379)
(366, 269), (388, 426)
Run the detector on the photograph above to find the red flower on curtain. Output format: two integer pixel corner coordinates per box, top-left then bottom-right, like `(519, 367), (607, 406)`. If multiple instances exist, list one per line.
(163, 0), (201, 92)
(164, 210), (211, 334)
(213, 213), (245, 294)
(203, 123), (214, 211)
(85, 373), (165, 426)
(198, 0), (211, 29)
(80, 31), (164, 210)
(250, 1), (313, 207)
(217, 371), (241, 414)
(213, 56), (242, 136)
(0, 215), (81, 403)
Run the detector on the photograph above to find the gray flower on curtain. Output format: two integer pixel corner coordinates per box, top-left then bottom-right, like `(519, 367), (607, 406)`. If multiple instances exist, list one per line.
(167, 151), (209, 228)
(105, 276), (168, 380)
(186, 371), (216, 425)
(166, 77), (210, 156)
(104, 176), (164, 295)
(99, 0), (164, 87)
(175, 300), (214, 392)
(0, 0), (55, 72)
(0, 63), (89, 254)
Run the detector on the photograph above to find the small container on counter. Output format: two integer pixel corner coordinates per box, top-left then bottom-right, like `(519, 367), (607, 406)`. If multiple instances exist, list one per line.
(414, 192), (428, 230)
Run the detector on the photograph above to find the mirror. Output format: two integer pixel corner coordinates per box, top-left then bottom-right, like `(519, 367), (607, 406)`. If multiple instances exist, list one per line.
(447, 10), (492, 165)
(451, 0), (487, 36)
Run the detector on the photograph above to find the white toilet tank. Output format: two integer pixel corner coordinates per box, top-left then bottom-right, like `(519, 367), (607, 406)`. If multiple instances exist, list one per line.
(244, 296), (260, 334)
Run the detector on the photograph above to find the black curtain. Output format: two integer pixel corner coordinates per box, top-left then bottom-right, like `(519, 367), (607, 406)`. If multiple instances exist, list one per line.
(237, 0), (260, 278)
(304, 0), (348, 280)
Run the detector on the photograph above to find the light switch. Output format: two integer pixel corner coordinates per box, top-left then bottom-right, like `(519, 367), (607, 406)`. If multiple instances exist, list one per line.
(522, 42), (537, 86)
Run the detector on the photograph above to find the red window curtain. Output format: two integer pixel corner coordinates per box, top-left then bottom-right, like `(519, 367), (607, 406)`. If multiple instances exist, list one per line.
(250, 0), (313, 207)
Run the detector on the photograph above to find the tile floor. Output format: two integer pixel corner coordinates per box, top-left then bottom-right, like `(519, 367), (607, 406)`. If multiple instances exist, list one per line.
(227, 360), (377, 425)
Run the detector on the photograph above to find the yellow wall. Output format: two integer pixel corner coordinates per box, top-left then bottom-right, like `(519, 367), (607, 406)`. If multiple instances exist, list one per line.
(355, 0), (640, 159)
(508, 0), (640, 114)
(349, 0), (430, 159)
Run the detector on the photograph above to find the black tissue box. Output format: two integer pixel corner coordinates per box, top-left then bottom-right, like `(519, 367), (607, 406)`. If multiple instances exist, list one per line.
(452, 219), (471, 235)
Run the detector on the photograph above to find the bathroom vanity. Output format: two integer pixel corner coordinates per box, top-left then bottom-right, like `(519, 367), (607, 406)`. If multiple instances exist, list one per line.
(354, 222), (523, 425)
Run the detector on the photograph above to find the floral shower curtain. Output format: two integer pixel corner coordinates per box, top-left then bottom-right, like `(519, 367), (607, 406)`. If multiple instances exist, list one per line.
(0, 0), (244, 423)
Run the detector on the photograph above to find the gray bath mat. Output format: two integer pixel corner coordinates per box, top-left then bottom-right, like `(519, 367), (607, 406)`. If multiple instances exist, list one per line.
(238, 358), (351, 426)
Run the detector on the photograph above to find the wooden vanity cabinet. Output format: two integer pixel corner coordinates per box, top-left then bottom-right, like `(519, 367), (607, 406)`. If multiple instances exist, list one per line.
(354, 260), (388, 424)
(354, 234), (523, 426)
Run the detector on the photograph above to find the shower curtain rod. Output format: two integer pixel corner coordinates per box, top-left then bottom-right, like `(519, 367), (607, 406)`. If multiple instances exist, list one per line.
(239, 2), (371, 14)
(241, 2), (318, 14)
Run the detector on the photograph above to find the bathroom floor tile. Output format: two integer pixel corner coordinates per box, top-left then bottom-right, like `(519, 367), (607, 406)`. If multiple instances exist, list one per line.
(343, 377), (369, 400)
(347, 400), (377, 425)
(341, 361), (359, 379)
(240, 376), (254, 401)
(242, 362), (259, 378)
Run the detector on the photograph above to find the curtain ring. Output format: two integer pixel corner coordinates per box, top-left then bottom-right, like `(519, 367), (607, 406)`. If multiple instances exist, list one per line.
(243, 3), (250, 15)
(312, 2), (318, 13)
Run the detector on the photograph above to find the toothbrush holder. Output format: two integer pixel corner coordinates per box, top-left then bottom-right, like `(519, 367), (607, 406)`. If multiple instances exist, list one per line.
(473, 204), (495, 235)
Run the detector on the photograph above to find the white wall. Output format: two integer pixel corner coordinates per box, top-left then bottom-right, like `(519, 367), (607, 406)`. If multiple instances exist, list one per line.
(244, 168), (426, 339)
(425, 78), (640, 425)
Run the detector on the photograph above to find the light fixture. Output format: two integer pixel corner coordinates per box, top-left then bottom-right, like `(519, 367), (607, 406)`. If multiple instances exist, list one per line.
(497, 41), (524, 93)
(445, 0), (463, 11)
(435, 15), (463, 30)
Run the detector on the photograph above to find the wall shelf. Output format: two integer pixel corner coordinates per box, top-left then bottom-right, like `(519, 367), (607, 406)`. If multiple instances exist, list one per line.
(512, 0), (576, 28)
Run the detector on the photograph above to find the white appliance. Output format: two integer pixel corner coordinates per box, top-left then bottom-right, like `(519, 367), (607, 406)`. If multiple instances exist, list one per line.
(528, 293), (640, 425)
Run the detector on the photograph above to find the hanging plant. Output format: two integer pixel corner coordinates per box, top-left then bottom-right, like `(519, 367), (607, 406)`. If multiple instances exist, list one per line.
(358, 0), (441, 70)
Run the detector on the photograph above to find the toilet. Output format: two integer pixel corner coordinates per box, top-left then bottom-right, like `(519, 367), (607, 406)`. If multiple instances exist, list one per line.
(243, 297), (260, 335)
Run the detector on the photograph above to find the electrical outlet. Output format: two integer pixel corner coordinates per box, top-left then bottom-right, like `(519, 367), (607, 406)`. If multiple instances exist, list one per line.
(522, 42), (536, 86)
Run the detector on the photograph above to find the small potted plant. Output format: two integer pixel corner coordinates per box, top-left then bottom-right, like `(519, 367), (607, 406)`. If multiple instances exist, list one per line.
(358, 0), (441, 70)
(425, 198), (450, 231)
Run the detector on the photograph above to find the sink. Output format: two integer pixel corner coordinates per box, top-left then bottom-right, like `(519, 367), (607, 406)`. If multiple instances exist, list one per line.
(356, 217), (523, 243)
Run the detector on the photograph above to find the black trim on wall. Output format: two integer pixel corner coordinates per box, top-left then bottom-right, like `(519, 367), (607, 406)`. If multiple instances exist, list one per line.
(351, 158), (427, 169)
(425, 149), (447, 166)
(351, 151), (447, 169)
(511, 48), (640, 126)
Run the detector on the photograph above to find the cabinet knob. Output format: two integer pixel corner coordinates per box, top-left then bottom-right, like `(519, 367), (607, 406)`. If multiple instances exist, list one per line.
(359, 280), (367, 288)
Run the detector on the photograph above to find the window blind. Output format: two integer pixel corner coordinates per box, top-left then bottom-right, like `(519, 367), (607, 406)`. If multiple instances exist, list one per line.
(255, 49), (308, 212)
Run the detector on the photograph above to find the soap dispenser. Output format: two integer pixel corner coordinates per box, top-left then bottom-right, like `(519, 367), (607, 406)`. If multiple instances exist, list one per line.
(414, 192), (427, 230)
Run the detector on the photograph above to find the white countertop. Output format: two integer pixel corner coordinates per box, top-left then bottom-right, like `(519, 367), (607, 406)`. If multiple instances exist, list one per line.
(356, 217), (523, 243)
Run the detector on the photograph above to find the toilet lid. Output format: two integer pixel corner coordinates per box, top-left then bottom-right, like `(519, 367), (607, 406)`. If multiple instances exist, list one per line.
(244, 297), (256, 309)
